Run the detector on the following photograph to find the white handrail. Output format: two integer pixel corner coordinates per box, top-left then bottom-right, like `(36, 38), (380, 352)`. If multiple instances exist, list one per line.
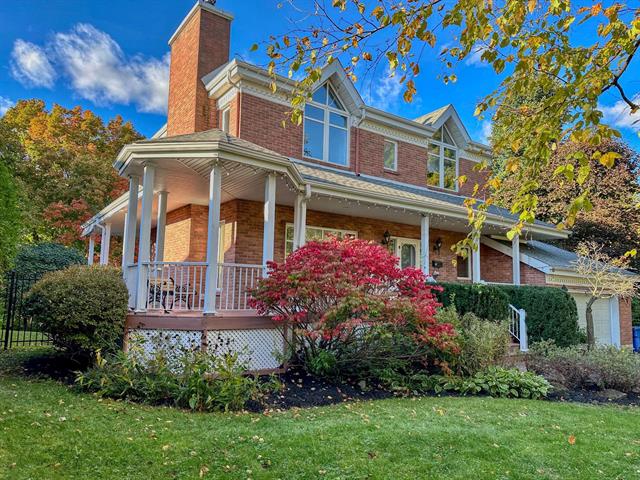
(508, 304), (528, 352)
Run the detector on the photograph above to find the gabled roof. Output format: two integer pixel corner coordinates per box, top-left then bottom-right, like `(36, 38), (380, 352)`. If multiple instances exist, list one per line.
(414, 104), (473, 148)
(414, 105), (451, 126)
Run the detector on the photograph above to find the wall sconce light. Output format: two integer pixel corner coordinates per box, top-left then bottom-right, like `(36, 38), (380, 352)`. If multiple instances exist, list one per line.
(433, 237), (443, 254)
(381, 230), (391, 246)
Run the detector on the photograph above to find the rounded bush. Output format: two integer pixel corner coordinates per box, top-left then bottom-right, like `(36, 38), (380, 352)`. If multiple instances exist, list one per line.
(14, 242), (84, 277)
(24, 265), (128, 357)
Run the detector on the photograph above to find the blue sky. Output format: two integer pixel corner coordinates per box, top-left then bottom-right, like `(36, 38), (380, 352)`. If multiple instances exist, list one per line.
(1, 0), (638, 150)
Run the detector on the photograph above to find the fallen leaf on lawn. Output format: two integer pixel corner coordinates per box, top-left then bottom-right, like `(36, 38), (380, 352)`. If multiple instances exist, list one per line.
(199, 465), (209, 477)
(568, 435), (576, 445)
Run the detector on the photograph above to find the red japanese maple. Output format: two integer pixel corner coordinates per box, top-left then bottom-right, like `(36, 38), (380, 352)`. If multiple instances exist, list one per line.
(250, 238), (458, 376)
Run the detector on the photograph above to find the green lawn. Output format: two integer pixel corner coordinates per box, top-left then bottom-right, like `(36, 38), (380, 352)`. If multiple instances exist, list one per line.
(1, 350), (639, 479)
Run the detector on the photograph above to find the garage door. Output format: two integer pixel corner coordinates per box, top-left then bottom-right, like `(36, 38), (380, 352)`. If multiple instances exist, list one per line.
(572, 293), (613, 345)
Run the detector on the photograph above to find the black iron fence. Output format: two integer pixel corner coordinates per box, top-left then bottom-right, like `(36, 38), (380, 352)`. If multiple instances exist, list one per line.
(1, 271), (51, 349)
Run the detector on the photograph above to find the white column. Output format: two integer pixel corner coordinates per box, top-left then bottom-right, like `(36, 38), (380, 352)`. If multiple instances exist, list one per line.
(155, 191), (168, 262)
(135, 164), (156, 312)
(610, 296), (621, 347)
(262, 173), (276, 270)
(203, 164), (222, 315)
(472, 235), (481, 283)
(100, 223), (111, 265)
(512, 234), (521, 285)
(88, 235), (95, 265)
(293, 193), (303, 250)
(298, 193), (307, 248)
(122, 175), (139, 271)
(420, 214), (430, 276)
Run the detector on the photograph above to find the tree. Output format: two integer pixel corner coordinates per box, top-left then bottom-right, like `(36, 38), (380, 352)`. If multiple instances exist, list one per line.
(0, 162), (22, 271)
(0, 99), (141, 246)
(574, 241), (638, 348)
(262, 1), (640, 252)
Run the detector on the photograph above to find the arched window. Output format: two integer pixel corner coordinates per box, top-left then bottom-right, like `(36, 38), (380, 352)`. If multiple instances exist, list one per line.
(427, 125), (458, 190)
(303, 83), (349, 166)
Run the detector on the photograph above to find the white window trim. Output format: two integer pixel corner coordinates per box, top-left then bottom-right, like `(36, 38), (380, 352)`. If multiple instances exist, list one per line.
(456, 248), (472, 280)
(221, 106), (231, 134)
(383, 139), (398, 171)
(428, 124), (459, 192)
(285, 223), (358, 257)
(303, 83), (350, 167)
(390, 236), (421, 268)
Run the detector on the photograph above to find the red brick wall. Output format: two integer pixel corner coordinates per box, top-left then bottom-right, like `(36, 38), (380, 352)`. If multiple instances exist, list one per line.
(167, 7), (230, 136)
(619, 298), (633, 347)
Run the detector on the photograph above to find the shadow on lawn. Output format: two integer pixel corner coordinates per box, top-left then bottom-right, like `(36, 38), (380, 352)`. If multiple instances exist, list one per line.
(0, 347), (82, 384)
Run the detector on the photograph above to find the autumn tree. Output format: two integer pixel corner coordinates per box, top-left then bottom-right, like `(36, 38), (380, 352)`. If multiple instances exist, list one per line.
(0, 99), (141, 249)
(262, 1), (640, 252)
(574, 241), (637, 348)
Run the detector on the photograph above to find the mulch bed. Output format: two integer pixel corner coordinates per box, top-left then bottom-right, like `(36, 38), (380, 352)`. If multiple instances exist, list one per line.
(547, 388), (640, 407)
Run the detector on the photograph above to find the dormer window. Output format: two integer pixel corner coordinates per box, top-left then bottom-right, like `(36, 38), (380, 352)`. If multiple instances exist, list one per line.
(427, 125), (458, 190)
(304, 83), (349, 166)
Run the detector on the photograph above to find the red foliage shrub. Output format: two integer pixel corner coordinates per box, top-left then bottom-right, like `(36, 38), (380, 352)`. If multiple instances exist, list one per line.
(250, 238), (458, 378)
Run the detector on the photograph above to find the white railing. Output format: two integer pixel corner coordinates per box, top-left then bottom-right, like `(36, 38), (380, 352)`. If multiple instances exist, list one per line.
(216, 263), (263, 311)
(137, 262), (263, 313)
(508, 304), (528, 352)
(144, 262), (208, 311)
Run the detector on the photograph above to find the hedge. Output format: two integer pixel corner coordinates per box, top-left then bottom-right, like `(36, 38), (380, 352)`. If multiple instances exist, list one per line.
(24, 265), (128, 358)
(435, 283), (583, 347)
(14, 243), (84, 277)
(435, 283), (510, 322)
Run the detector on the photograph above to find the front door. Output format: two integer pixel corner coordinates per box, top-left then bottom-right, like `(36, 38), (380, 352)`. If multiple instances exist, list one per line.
(390, 237), (421, 269)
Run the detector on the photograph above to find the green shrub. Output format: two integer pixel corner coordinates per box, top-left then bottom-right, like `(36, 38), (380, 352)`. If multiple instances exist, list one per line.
(527, 341), (640, 393)
(457, 313), (511, 375)
(24, 265), (128, 358)
(632, 297), (640, 326)
(435, 283), (510, 321)
(76, 347), (280, 412)
(499, 286), (582, 346)
(435, 367), (551, 399)
(14, 243), (84, 277)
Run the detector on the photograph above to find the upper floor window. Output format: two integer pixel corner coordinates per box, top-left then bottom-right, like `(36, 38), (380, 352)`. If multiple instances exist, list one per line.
(304, 83), (349, 166)
(384, 140), (397, 171)
(427, 125), (457, 190)
(285, 223), (357, 256)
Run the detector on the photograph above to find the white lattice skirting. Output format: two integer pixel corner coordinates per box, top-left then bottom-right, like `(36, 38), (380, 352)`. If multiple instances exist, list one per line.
(127, 328), (284, 371)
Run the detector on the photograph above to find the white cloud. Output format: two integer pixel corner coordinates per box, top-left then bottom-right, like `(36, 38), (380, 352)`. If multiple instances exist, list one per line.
(10, 24), (169, 114)
(465, 45), (488, 68)
(600, 94), (640, 132)
(365, 69), (403, 110)
(478, 120), (492, 144)
(10, 40), (56, 88)
(0, 97), (14, 117)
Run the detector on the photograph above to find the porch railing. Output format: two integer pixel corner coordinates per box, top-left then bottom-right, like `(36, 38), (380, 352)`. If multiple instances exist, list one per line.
(138, 262), (263, 312)
(508, 304), (528, 352)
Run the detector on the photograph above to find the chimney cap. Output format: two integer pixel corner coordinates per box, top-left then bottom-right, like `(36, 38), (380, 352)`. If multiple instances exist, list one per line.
(168, 0), (234, 46)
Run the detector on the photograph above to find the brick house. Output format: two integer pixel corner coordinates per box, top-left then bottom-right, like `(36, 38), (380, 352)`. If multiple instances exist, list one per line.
(82, 2), (632, 369)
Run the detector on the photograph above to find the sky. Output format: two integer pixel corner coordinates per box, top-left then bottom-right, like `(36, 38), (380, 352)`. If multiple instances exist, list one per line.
(1, 0), (639, 150)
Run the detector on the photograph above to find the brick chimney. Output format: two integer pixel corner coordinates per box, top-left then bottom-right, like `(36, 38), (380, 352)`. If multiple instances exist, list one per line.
(167, 1), (233, 136)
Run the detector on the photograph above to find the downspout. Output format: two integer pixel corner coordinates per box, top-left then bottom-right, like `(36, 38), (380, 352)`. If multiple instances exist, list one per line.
(354, 107), (366, 176)
(227, 71), (242, 137)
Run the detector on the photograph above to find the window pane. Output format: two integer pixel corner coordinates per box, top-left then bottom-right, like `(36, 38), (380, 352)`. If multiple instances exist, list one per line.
(329, 126), (348, 165)
(307, 228), (323, 241)
(457, 254), (470, 278)
(312, 85), (327, 104)
(442, 126), (455, 146)
(286, 225), (294, 241)
(400, 244), (417, 269)
(384, 141), (396, 170)
(328, 86), (345, 110)
(444, 147), (456, 160)
(305, 104), (324, 121)
(428, 143), (440, 155)
(435, 127), (443, 142)
(304, 119), (324, 159)
(329, 112), (347, 128)
(427, 155), (440, 186)
(444, 158), (456, 190)
(285, 241), (293, 257)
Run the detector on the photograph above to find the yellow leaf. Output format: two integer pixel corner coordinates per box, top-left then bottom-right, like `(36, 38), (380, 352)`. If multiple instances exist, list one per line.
(598, 151), (620, 168)
(528, 0), (536, 13)
(568, 435), (576, 445)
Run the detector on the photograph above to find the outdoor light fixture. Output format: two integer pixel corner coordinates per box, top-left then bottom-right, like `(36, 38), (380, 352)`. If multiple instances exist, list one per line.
(381, 230), (391, 245)
(433, 237), (443, 254)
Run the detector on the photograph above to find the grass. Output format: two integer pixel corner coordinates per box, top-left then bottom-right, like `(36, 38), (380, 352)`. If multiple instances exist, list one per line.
(1, 349), (640, 479)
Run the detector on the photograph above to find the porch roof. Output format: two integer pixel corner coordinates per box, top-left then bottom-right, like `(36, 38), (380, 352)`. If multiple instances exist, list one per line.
(292, 160), (566, 240)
